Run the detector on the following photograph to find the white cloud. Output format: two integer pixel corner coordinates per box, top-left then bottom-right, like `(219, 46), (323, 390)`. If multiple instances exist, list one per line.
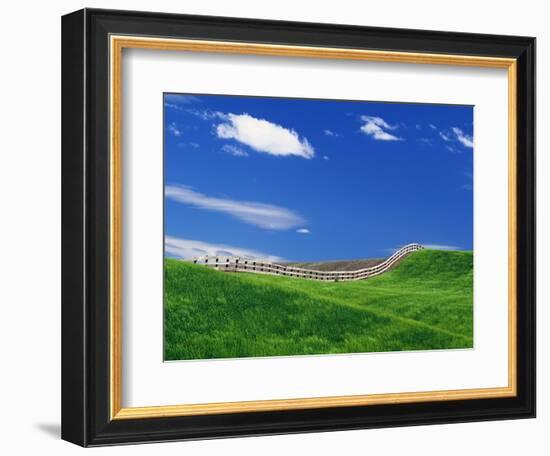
(423, 244), (461, 250)
(164, 102), (183, 111)
(165, 185), (306, 230)
(435, 126), (473, 150)
(165, 236), (283, 262)
(222, 144), (248, 157)
(324, 129), (339, 137)
(216, 113), (315, 159)
(167, 122), (182, 137)
(296, 228), (311, 234)
(164, 95), (200, 111)
(190, 142), (199, 149)
(323, 155), (329, 160)
(187, 109), (226, 121)
(359, 116), (402, 141)
(429, 123), (437, 130)
(452, 127), (474, 148)
(439, 131), (452, 142)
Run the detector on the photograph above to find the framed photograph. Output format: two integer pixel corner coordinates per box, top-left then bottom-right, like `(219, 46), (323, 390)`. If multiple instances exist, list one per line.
(62, 8), (535, 446)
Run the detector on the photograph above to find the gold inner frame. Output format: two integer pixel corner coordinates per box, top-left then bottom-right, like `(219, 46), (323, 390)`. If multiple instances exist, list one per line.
(109, 35), (518, 420)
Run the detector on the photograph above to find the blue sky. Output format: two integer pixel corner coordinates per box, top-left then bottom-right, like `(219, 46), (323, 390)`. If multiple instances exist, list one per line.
(164, 93), (473, 262)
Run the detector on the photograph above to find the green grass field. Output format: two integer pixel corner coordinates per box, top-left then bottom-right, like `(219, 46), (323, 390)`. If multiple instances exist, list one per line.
(164, 249), (473, 361)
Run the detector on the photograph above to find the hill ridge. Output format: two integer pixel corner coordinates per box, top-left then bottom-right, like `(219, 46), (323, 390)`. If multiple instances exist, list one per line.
(187, 243), (423, 282)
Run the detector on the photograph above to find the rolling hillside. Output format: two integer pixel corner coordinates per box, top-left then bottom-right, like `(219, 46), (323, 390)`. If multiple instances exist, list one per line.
(164, 249), (473, 361)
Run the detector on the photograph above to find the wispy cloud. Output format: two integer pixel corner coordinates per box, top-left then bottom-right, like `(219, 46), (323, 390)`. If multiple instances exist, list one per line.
(423, 244), (461, 250)
(359, 116), (402, 141)
(165, 103), (183, 111)
(296, 228), (311, 234)
(439, 131), (452, 142)
(165, 236), (284, 262)
(164, 94), (200, 111)
(186, 109), (226, 121)
(323, 155), (329, 160)
(165, 94), (200, 104)
(324, 129), (339, 137)
(452, 127), (474, 148)
(216, 113), (315, 159)
(418, 137), (433, 146)
(222, 144), (249, 157)
(165, 185), (306, 230)
(429, 123), (437, 130)
(167, 122), (182, 137)
(432, 124), (473, 150)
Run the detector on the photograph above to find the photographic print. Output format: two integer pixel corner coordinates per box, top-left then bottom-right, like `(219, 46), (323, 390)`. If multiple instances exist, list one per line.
(62, 12), (535, 444)
(163, 93), (474, 361)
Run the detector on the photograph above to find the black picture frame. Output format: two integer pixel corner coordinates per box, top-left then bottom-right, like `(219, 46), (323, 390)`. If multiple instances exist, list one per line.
(62, 8), (536, 447)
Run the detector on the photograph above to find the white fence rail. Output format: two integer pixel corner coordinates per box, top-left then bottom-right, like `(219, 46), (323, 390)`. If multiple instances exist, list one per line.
(185, 243), (423, 282)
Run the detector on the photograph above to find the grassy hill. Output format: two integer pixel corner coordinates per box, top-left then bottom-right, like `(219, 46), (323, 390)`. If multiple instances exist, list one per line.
(164, 250), (473, 361)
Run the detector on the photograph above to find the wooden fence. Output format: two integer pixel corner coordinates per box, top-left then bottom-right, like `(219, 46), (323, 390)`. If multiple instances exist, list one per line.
(185, 243), (423, 282)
